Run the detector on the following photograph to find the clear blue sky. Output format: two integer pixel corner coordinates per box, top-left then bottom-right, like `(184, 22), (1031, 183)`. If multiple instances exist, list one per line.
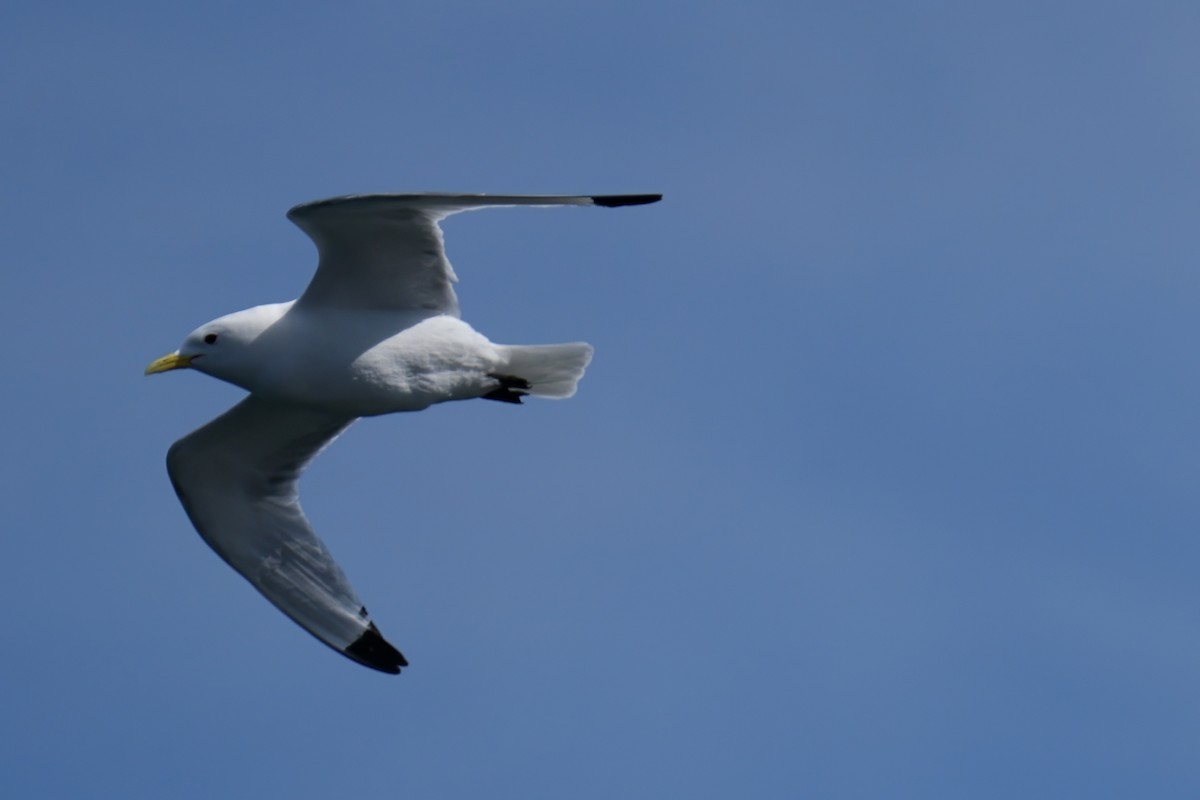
(4, 1), (1200, 797)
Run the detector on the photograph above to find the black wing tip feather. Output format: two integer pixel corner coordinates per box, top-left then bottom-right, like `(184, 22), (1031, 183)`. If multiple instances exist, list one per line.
(590, 193), (663, 207)
(344, 623), (408, 675)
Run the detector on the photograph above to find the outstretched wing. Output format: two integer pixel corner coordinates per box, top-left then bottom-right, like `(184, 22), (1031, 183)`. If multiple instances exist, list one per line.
(166, 395), (407, 674)
(287, 192), (662, 315)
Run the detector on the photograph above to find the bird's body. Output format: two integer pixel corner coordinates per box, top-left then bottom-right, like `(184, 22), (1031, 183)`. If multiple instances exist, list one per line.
(200, 302), (510, 415)
(147, 192), (660, 673)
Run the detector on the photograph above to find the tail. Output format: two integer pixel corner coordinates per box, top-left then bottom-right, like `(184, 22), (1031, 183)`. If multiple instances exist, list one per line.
(487, 343), (594, 402)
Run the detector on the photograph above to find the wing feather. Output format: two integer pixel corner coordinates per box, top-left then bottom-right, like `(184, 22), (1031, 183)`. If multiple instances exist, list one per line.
(287, 192), (662, 314)
(166, 395), (407, 674)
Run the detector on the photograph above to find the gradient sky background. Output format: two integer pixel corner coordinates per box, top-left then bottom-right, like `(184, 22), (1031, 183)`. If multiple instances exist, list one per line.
(4, 1), (1200, 797)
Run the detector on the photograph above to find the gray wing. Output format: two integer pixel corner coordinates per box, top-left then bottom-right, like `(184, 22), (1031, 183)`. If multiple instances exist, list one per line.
(287, 192), (662, 314)
(166, 395), (407, 674)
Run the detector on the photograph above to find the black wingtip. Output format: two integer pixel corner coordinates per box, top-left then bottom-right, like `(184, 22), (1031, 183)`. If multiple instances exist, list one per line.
(344, 623), (408, 674)
(591, 194), (663, 208)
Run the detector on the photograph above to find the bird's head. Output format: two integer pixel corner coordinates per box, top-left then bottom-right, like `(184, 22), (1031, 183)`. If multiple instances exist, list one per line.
(145, 303), (291, 388)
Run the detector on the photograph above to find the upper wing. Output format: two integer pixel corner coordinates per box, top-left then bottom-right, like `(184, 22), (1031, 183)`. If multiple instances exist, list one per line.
(166, 395), (407, 674)
(287, 192), (662, 315)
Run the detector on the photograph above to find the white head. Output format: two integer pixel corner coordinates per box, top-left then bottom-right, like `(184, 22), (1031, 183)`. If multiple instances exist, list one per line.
(144, 302), (293, 389)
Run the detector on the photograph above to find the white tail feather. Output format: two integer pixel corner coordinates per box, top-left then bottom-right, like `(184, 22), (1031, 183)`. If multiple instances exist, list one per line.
(497, 343), (594, 398)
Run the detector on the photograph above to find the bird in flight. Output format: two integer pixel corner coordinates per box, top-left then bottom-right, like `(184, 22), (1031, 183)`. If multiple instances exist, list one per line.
(146, 192), (661, 673)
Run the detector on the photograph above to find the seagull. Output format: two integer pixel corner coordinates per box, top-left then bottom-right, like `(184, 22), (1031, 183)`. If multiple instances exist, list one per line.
(146, 192), (661, 674)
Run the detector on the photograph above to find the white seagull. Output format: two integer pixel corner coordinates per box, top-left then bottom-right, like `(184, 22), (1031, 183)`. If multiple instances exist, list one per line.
(146, 192), (661, 673)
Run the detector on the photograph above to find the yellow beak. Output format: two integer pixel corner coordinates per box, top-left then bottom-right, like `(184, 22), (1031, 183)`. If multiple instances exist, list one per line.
(144, 352), (194, 375)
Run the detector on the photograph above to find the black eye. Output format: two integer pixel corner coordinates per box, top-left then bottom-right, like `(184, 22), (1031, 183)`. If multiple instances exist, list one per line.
(203, 333), (218, 345)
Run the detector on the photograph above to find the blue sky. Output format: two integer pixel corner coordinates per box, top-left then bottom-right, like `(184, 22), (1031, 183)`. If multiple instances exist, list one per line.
(4, 1), (1200, 797)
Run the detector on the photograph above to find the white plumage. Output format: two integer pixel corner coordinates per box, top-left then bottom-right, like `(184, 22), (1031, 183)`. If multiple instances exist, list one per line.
(146, 192), (660, 673)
